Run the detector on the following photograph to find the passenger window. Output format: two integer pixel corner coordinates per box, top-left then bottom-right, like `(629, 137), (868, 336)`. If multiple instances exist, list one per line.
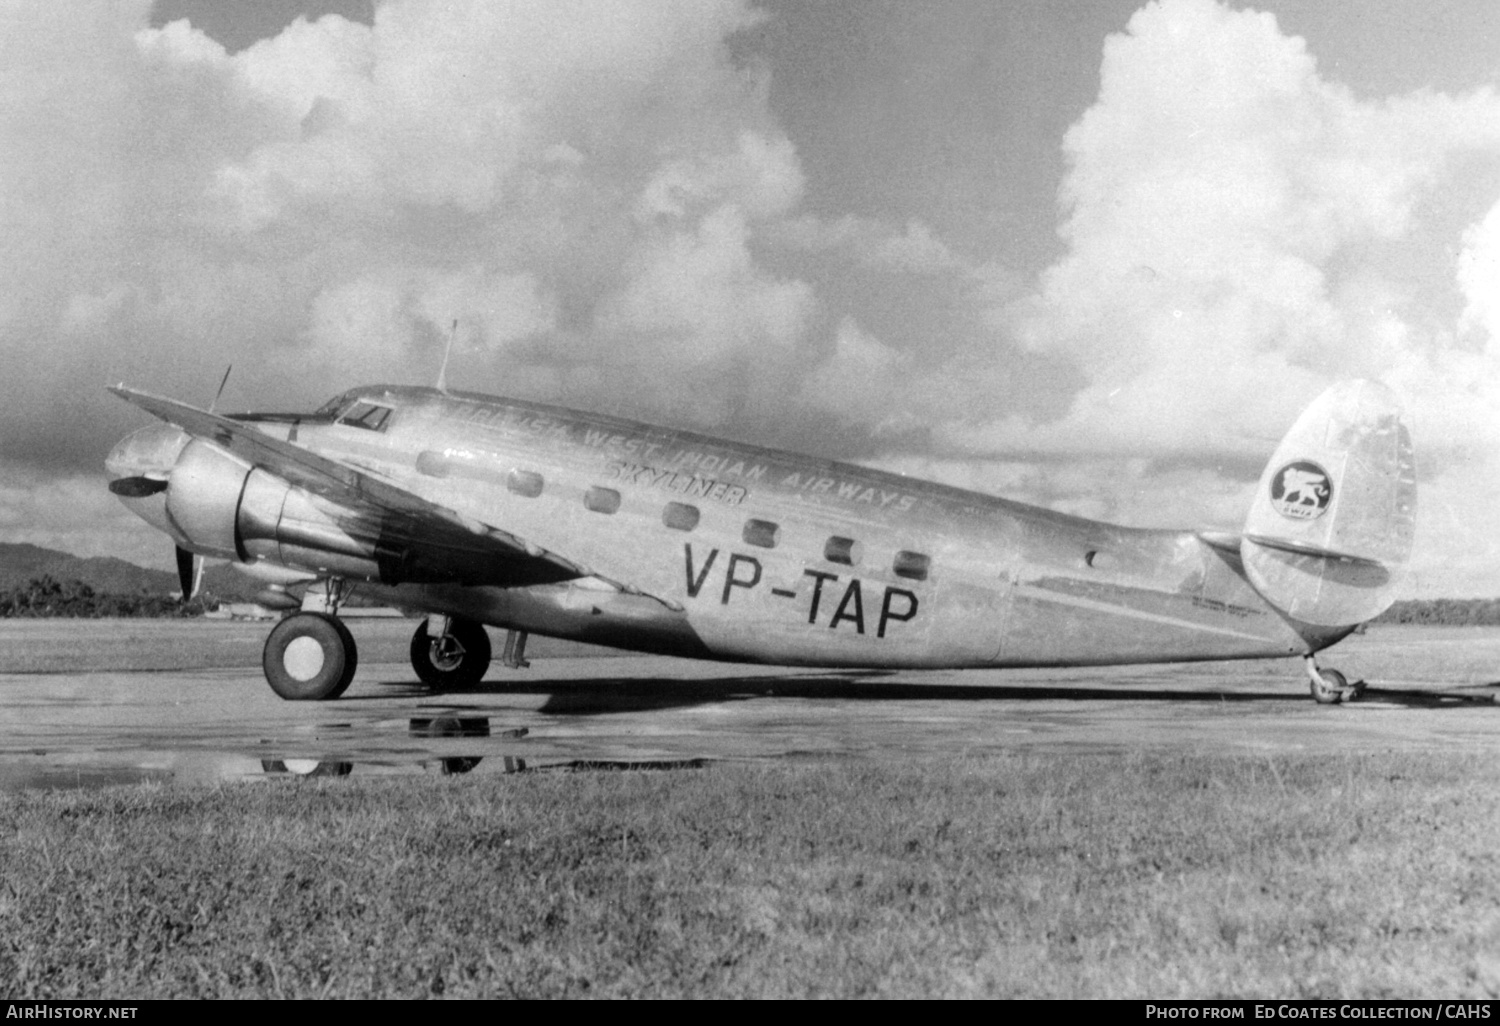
(585, 487), (621, 514)
(893, 551), (930, 581)
(662, 502), (700, 531)
(743, 519), (780, 548)
(824, 536), (860, 566)
(507, 470), (544, 498)
(337, 401), (393, 432)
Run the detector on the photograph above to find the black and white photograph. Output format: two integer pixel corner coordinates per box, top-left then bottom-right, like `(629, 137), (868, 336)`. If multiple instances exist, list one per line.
(3, 0), (1500, 1001)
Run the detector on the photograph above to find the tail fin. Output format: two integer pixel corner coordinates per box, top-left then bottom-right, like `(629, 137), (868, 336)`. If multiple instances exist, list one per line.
(1240, 380), (1416, 627)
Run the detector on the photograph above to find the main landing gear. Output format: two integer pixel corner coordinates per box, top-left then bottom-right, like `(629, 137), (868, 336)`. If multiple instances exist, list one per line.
(263, 611), (358, 701)
(1306, 656), (1366, 705)
(258, 580), (524, 700)
(411, 616), (492, 690)
(261, 578), (359, 700)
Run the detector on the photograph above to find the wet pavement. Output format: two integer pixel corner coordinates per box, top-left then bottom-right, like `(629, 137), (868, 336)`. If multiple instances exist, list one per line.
(2, 621), (1498, 790)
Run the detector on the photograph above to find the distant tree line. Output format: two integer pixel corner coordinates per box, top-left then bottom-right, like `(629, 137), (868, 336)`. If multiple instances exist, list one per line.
(1371, 599), (1500, 626)
(0, 576), (209, 618)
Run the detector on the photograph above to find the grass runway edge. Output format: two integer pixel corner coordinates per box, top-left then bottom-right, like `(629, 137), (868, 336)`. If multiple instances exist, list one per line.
(3, 751), (1499, 999)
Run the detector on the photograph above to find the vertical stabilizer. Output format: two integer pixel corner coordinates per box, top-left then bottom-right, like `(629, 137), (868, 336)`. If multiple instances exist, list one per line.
(1240, 380), (1415, 627)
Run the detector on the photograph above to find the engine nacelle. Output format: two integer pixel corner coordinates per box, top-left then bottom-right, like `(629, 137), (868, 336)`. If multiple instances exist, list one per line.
(237, 467), (385, 580)
(164, 439), (386, 581)
(164, 440), (252, 560)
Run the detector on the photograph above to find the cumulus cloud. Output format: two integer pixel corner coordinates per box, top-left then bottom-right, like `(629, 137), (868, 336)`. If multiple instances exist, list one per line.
(799, 316), (907, 423)
(0, 0), (811, 471)
(896, 0), (1500, 593)
(9, 0), (1500, 596)
(1458, 197), (1500, 345)
(989, 0), (1500, 454)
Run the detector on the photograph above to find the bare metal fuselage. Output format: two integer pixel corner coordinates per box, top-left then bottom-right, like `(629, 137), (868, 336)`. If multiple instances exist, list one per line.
(198, 385), (1334, 669)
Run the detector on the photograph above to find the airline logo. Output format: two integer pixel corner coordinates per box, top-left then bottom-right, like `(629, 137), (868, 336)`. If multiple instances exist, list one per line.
(1270, 461), (1331, 520)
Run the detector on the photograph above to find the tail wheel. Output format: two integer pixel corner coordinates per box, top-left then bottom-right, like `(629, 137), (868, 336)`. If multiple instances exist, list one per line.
(411, 619), (491, 690)
(263, 612), (358, 701)
(1310, 667), (1348, 705)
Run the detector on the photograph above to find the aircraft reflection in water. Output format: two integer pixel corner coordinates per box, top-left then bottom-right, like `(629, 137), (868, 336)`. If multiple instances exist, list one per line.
(105, 378), (1414, 705)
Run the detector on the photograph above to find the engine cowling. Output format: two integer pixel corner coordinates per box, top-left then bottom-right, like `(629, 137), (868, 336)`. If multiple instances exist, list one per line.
(164, 439), (385, 580)
(164, 440), (252, 560)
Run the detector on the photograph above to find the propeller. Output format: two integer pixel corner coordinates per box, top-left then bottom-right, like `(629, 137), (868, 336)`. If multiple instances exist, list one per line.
(176, 545), (203, 603)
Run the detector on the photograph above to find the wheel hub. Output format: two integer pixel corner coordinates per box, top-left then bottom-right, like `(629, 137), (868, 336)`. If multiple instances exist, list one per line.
(283, 636), (327, 681)
(429, 638), (466, 672)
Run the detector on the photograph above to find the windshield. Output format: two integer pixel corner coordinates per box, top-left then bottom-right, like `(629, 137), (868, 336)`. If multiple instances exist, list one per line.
(313, 391), (361, 418)
(335, 400), (394, 432)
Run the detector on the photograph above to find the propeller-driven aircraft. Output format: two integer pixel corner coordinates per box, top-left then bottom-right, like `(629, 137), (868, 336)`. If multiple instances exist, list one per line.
(105, 378), (1414, 704)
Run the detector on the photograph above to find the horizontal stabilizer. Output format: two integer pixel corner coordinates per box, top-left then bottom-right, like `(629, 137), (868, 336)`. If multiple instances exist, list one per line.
(1241, 533), (1385, 567)
(1240, 380), (1415, 626)
(1195, 530), (1242, 554)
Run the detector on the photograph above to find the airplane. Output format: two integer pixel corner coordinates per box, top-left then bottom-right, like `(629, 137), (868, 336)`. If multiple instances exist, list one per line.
(104, 377), (1415, 705)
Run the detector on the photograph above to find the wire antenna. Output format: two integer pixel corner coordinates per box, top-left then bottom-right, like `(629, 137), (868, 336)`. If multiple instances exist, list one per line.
(436, 319), (458, 394)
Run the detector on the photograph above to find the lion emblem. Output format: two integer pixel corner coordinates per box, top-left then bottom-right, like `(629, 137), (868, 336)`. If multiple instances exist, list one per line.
(1270, 461), (1331, 520)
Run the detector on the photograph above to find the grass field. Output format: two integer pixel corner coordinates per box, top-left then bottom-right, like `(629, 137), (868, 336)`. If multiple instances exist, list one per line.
(4, 752), (1500, 999)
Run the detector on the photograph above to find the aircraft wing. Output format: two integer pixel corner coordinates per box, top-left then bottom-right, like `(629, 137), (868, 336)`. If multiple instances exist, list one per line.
(110, 386), (653, 595)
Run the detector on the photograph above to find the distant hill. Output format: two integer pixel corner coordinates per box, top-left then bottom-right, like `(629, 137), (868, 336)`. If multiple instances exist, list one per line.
(0, 543), (255, 601)
(0, 543), (177, 594)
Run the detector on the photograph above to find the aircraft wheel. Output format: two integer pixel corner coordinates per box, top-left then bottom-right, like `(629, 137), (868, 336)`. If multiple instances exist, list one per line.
(261, 759), (353, 777)
(411, 619), (491, 690)
(1309, 667), (1348, 705)
(263, 612), (358, 701)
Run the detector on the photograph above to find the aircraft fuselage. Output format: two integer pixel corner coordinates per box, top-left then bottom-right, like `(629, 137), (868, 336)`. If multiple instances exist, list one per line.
(215, 385), (1333, 668)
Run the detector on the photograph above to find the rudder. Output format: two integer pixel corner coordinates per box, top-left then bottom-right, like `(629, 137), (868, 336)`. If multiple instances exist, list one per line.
(1240, 380), (1416, 627)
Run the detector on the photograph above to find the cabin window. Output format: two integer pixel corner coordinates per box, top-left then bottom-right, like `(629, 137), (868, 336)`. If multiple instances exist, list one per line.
(1084, 549), (1117, 570)
(415, 451), (449, 478)
(743, 519), (780, 549)
(336, 401), (393, 432)
(662, 502), (700, 531)
(893, 550), (930, 581)
(585, 486), (622, 514)
(507, 470), (544, 498)
(824, 536), (860, 566)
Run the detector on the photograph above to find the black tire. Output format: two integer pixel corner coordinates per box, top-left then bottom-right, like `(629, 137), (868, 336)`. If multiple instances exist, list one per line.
(263, 612), (358, 701)
(1309, 667), (1347, 705)
(410, 619), (492, 690)
(260, 759), (354, 777)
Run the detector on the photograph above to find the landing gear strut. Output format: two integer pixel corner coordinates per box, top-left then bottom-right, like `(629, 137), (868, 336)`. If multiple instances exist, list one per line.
(410, 616), (492, 690)
(501, 629), (530, 669)
(1306, 656), (1366, 705)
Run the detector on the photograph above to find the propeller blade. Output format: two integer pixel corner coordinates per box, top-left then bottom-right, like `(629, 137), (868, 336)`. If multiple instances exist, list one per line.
(175, 546), (202, 602)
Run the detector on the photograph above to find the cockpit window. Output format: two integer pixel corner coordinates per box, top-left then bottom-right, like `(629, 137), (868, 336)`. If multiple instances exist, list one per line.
(313, 393), (357, 418)
(336, 401), (394, 432)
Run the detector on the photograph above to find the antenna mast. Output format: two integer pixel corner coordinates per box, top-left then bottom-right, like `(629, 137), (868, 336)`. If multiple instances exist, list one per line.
(209, 365), (233, 414)
(436, 319), (457, 394)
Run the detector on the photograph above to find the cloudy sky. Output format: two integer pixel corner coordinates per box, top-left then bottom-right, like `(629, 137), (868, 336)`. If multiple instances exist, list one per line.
(3, 0), (1499, 596)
